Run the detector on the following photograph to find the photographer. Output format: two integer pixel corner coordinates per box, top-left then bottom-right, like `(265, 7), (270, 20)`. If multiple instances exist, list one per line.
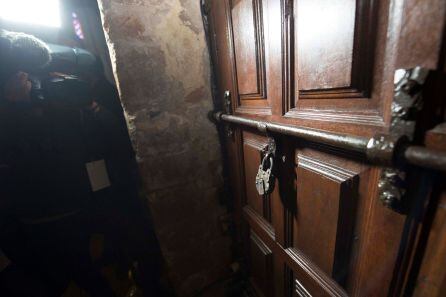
(0, 30), (164, 297)
(0, 30), (116, 297)
(48, 37), (165, 297)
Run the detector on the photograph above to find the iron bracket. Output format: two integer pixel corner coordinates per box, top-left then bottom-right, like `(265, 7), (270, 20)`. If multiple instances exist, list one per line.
(375, 67), (430, 213)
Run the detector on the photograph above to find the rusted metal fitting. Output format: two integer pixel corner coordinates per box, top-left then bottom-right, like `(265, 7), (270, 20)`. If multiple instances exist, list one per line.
(256, 122), (268, 133)
(366, 133), (407, 166)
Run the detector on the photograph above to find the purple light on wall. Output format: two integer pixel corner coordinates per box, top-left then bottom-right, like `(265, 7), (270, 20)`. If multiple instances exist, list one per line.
(72, 12), (84, 40)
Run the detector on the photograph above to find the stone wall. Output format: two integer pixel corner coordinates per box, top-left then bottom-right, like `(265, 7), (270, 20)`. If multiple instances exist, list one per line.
(96, 1), (232, 296)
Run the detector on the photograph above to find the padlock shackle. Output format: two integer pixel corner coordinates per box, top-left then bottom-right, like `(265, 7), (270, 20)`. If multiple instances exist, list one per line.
(261, 153), (274, 171)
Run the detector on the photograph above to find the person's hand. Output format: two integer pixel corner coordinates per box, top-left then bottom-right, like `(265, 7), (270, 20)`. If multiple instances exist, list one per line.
(4, 72), (32, 103)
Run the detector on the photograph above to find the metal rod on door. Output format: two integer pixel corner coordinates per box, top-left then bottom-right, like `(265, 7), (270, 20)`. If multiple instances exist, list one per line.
(403, 146), (446, 172)
(216, 112), (370, 152)
(213, 112), (446, 173)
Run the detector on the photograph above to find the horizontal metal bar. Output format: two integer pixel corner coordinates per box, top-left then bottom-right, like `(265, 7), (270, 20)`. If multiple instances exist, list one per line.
(216, 113), (370, 153)
(403, 146), (446, 172)
(214, 112), (446, 172)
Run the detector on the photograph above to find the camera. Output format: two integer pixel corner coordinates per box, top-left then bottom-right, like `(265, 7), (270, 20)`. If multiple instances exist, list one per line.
(0, 31), (96, 109)
(27, 42), (99, 109)
(29, 73), (93, 109)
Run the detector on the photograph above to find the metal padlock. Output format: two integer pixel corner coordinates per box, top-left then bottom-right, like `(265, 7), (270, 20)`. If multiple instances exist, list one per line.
(255, 169), (266, 195)
(255, 154), (274, 195)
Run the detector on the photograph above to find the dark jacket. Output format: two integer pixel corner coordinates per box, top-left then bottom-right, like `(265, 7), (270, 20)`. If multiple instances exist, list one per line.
(0, 78), (138, 222)
(0, 102), (93, 221)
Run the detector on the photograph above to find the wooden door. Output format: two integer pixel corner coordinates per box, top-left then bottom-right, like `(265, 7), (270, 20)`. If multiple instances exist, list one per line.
(206, 0), (446, 296)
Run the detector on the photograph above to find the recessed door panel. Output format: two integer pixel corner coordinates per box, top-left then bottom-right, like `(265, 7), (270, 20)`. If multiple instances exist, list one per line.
(243, 131), (269, 221)
(249, 230), (274, 297)
(283, 0), (380, 125)
(231, 0), (266, 100)
(296, 0), (356, 91)
(293, 153), (359, 282)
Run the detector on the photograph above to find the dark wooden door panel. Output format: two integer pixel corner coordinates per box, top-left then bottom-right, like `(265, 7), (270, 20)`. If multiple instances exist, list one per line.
(283, 0), (383, 128)
(242, 131), (273, 223)
(294, 278), (312, 297)
(230, 0), (268, 109)
(286, 249), (348, 297)
(244, 207), (347, 297)
(294, 0), (375, 98)
(293, 152), (358, 282)
(231, 0), (266, 100)
(242, 130), (284, 244)
(243, 134), (267, 218)
(249, 230), (274, 297)
(296, 0), (356, 92)
(228, 0), (282, 116)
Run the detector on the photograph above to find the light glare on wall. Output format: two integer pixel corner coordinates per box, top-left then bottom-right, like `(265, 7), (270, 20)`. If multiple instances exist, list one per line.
(0, 0), (61, 28)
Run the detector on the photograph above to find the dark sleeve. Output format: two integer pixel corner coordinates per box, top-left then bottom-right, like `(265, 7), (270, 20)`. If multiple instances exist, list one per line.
(93, 79), (135, 150)
(0, 109), (15, 217)
(0, 102), (40, 216)
(0, 165), (13, 217)
(94, 104), (135, 158)
(92, 103), (141, 190)
(93, 79), (128, 130)
(90, 80), (142, 193)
